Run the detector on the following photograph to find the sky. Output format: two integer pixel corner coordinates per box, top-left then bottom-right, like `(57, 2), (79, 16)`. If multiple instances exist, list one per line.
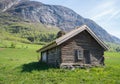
(31, 0), (120, 38)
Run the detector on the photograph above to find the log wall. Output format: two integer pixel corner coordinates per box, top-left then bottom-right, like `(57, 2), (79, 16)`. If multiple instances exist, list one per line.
(61, 30), (104, 65)
(46, 46), (61, 66)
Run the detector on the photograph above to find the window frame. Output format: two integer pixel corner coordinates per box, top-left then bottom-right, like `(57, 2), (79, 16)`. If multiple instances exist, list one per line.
(74, 49), (83, 61)
(77, 50), (83, 60)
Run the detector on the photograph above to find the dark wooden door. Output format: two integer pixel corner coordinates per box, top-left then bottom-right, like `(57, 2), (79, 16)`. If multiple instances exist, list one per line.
(84, 50), (91, 64)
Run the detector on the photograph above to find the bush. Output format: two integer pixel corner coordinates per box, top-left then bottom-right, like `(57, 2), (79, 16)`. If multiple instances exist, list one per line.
(116, 47), (120, 52)
(10, 42), (16, 48)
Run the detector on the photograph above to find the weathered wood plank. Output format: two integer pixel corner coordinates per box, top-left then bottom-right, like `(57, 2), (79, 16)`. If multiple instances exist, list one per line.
(61, 30), (104, 65)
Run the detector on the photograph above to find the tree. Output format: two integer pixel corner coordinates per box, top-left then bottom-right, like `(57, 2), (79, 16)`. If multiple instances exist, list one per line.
(56, 30), (66, 38)
(116, 47), (120, 52)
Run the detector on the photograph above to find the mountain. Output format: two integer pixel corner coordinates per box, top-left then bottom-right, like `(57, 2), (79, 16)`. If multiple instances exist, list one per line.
(0, 13), (60, 44)
(0, 0), (20, 12)
(1, 0), (120, 44)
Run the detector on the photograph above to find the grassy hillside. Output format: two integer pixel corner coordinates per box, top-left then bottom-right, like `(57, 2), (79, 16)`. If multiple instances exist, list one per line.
(1, 13), (120, 52)
(105, 42), (120, 52)
(0, 43), (120, 84)
(0, 13), (60, 44)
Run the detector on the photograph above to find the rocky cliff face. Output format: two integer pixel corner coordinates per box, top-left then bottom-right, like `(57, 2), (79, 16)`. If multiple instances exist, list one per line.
(1, 0), (120, 44)
(7, 1), (85, 31)
(0, 0), (21, 12)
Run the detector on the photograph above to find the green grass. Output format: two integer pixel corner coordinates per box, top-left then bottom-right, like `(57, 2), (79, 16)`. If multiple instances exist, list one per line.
(0, 40), (43, 49)
(0, 45), (120, 84)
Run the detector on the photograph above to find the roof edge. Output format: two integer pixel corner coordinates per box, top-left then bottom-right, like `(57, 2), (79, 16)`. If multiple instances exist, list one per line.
(36, 41), (56, 52)
(85, 26), (108, 50)
(37, 25), (108, 52)
(56, 25), (86, 45)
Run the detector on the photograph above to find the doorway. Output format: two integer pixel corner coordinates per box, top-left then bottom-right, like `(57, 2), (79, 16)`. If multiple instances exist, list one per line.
(84, 50), (91, 64)
(42, 52), (47, 62)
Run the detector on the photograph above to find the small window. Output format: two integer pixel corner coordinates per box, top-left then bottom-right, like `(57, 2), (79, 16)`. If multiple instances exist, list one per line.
(77, 50), (83, 60)
(74, 50), (83, 61)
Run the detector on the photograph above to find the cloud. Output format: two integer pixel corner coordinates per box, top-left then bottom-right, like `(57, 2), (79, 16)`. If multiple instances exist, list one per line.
(95, 1), (115, 10)
(90, 0), (119, 21)
(109, 10), (120, 19)
(91, 9), (114, 20)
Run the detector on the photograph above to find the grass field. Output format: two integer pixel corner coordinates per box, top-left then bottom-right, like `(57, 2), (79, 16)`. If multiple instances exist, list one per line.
(0, 44), (120, 84)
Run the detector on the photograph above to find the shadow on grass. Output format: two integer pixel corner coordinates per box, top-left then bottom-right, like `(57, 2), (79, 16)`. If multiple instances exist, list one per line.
(21, 62), (55, 72)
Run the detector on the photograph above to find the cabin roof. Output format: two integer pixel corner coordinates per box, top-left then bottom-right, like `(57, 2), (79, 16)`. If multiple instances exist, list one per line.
(37, 25), (108, 52)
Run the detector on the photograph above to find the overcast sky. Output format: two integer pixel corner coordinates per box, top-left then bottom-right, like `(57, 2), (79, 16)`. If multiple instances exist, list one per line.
(31, 0), (120, 38)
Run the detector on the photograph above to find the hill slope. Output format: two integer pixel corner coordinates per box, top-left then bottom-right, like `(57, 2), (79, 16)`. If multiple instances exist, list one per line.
(0, 0), (120, 44)
(0, 13), (60, 43)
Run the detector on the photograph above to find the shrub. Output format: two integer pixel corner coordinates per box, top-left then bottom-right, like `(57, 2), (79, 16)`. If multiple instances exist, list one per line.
(116, 47), (120, 52)
(10, 42), (16, 48)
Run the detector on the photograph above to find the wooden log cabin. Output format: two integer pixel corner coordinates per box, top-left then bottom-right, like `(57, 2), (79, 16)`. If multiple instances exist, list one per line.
(37, 25), (108, 68)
